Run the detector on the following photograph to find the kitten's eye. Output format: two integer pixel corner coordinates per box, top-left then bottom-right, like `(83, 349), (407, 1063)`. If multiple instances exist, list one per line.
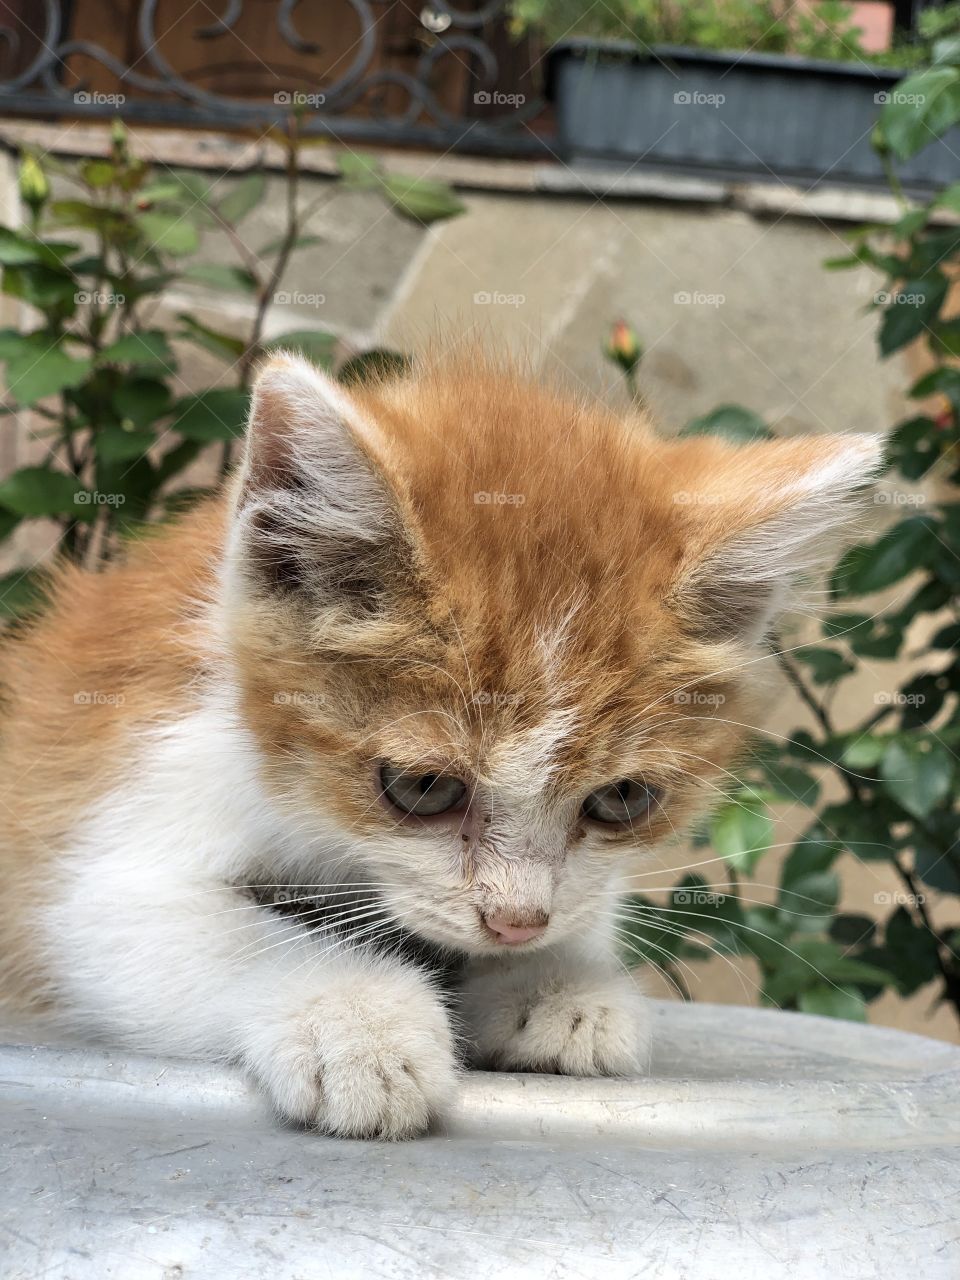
(379, 763), (467, 817)
(582, 779), (660, 826)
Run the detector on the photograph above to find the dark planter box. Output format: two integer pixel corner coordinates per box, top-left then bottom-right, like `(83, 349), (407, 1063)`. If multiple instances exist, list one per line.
(552, 40), (960, 192)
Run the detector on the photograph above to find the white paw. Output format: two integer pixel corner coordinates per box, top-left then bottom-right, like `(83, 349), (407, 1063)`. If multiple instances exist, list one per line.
(461, 962), (651, 1077)
(243, 965), (457, 1139)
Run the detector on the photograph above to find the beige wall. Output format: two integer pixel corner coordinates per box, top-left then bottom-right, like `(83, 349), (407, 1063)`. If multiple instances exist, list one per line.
(0, 122), (955, 1043)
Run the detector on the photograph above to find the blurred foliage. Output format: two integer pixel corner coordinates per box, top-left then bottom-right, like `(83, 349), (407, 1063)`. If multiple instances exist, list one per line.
(512, 0), (870, 60)
(604, 63), (960, 1027)
(514, 0), (960, 68)
(0, 120), (463, 595)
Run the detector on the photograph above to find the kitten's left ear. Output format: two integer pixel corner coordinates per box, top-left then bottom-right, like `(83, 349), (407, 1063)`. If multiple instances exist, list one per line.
(230, 353), (407, 610)
(672, 433), (884, 644)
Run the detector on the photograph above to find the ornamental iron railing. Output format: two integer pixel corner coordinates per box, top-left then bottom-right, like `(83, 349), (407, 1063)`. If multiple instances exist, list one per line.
(0, 0), (550, 153)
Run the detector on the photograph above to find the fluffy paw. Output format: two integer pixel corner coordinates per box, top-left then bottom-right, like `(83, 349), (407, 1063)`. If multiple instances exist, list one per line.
(244, 965), (457, 1139)
(461, 962), (651, 1077)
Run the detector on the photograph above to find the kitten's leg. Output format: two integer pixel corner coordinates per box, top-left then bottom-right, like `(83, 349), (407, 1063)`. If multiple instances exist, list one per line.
(458, 931), (652, 1077)
(48, 870), (457, 1139)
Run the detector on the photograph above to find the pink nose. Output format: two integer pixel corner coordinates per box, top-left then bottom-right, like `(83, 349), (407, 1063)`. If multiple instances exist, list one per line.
(483, 913), (549, 945)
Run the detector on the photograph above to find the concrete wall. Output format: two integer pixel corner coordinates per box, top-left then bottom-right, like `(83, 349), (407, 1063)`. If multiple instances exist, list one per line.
(0, 122), (954, 1042)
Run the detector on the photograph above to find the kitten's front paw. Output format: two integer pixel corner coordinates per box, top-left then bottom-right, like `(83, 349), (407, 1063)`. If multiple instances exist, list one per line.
(244, 966), (456, 1139)
(462, 963), (651, 1077)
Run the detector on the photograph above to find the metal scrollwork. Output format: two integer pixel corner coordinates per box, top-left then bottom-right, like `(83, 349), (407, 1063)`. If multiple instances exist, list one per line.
(0, 0), (545, 153)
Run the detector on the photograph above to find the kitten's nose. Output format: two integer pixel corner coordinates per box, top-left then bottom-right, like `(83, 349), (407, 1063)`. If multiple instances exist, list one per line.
(483, 913), (549, 945)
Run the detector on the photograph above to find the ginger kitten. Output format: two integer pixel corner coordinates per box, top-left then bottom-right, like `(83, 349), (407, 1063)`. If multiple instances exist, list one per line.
(0, 354), (880, 1138)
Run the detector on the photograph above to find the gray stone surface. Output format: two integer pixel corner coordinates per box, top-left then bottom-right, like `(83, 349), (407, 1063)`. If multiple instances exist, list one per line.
(386, 191), (907, 436)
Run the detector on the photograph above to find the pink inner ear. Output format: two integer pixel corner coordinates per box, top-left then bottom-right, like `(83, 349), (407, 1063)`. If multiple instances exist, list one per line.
(668, 433), (883, 646)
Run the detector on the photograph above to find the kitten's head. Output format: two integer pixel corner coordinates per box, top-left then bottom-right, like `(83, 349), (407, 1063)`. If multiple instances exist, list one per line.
(223, 353), (880, 955)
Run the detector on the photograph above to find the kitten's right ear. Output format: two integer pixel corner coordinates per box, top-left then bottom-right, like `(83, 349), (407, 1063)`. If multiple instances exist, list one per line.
(230, 354), (404, 610)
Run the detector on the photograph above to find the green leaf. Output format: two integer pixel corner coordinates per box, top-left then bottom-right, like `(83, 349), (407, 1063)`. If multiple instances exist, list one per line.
(80, 158), (117, 189)
(177, 314), (245, 363)
(794, 646), (855, 685)
(5, 345), (92, 406)
(182, 263), (258, 293)
(878, 275), (949, 356)
(830, 913), (877, 947)
(884, 906), (942, 995)
(933, 35), (960, 67)
(0, 226), (48, 264)
(782, 827), (842, 885)
(914, 838), (960, 894)
(798, 984), (867, 1021)
(172, 388), (250, 443)
(819, 801), (899, 861)
(0, 568), (45, 619)
(931, 622), (960, 650)
(679, 404), (772, 442)
(379, 175), (466, 225)
(0, 327), (43, 359)
(98, 330), (174, 370)
(112, 376), (172, 428)
(49, 200), (131, 239)
(891, 206), (931, 239)
(217, 172), (266, 226)
(666, 876), (747, 953)
(135, 210), (199, 257)
(832, 517), (940, 597)
(337, 349), (412, 386)
(764, 938), (892, 1006)
(2, 263), (78, 314)
(779, 870), (839, 922)
(880, 738), (954, 819)
(337, 151), (383, 190)
(257, 233), (325, 257)
(841, 737), (887, 768)
(96, 426), (157, 464)
(263, 329), (337, 367)
(758, 761), (821, 806)
(934, 181), (960, 214)
(0, 506), (20, 541)
(0, 465), (90, 518)
(709, 799), (773, 874)
(880, 67), (960, 160)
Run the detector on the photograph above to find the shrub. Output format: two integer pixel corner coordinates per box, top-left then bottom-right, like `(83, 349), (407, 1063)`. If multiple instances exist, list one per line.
(606, 69), (960, 1028)
(0, 118), (463, 610)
